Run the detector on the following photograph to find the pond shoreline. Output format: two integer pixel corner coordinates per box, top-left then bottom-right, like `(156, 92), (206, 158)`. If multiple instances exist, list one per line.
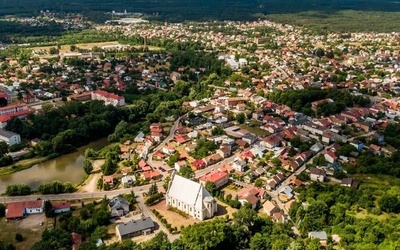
(0, 138), (109, 194)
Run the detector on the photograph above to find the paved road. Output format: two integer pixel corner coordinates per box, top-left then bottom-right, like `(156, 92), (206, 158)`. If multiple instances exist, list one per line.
(136, 192), (180, 241)
(147, 117), (182, 173)
(1, 182), (163, 204)
(195, 153), (239, 178)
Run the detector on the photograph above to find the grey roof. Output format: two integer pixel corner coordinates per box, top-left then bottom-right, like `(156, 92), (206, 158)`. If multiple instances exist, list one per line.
(109, 196), (130, 216)
(310, 142), (324, 152)
(117, 217), (155, 236)
(0, 129), (19, 138)
(310, 167), (326, 176)
(309, 231), (327, 240)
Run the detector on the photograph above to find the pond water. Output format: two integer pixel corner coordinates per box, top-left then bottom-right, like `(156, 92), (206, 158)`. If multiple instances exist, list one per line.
(0, 137), (108, 194)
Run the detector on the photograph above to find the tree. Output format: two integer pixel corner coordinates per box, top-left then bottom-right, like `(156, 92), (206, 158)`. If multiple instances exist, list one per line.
(167, 152), (180, 167)
(49, 47), (59, 55)
(254, 178), (264, 188)
(70, 45), (77, 52)
(31, 228), (72, 250)
(0, 141), (9, 156)
(44, 200), (54, 217)
(0, 203), (5, 217)
(205, 181), (217, 196)
(83, 159), (93, 175)
(236, 112), (246, 124)
(379, 194), (400, 213)
(179, 166), (194, 179)
(180, 218), (230, 250)
(173, 80), (191, 97)
(163, 175), (171, 190)
(211, 126), (225, 136)
(148, 183), (158, 196)
(249, 233), (270, 250)
(15, 233), (23, 242)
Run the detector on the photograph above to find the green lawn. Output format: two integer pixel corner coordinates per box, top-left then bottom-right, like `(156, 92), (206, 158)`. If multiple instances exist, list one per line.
(239, 124), (270, 137)
(0, 217), (46, 249)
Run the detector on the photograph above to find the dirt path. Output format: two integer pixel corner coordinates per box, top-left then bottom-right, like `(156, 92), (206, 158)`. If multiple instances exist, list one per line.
(78, 159), (104, 193)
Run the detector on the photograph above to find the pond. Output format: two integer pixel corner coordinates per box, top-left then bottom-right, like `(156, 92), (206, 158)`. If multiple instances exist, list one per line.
(0, 137), (108, 194)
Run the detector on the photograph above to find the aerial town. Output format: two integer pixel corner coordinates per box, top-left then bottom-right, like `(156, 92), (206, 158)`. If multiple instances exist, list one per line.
(0, 14), (400, 250)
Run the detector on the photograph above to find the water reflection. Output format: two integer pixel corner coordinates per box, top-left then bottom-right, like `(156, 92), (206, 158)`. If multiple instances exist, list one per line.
(0, 138), (108, 194)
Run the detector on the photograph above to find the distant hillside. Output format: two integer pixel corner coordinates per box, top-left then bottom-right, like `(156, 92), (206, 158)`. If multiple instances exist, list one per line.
(0, 0), (399, 32)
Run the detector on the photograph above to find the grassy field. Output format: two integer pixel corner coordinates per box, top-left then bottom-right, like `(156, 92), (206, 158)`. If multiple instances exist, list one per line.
(0, 214), (48, 249)
(239, 124), (270, 137)
(30, 41), (120, 53)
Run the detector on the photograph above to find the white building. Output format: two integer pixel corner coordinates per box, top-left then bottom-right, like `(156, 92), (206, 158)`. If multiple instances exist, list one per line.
(0, 129), (21, 145)
(91, 90), (125, 107)
(166, 173), (217, 221)
(226, 58), (239, 70)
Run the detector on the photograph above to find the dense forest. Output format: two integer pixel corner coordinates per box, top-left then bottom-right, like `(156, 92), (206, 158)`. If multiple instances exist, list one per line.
(0, 0), (399, 34)
(267, 88), (370, 117)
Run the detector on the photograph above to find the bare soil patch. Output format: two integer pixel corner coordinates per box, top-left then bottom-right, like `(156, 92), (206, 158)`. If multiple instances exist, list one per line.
(150, 200), (198, 229)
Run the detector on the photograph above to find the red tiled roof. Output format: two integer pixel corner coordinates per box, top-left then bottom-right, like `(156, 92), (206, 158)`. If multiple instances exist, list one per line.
(6, 200), (43, 219)
(6, 202), (24, 219)
(93, 90), (124, 100)
(200, 170), (228, 184)
(53, 202), (71, 210)
(71, 232), (82, 250)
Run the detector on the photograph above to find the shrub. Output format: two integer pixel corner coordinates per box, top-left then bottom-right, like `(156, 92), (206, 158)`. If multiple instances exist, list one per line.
(15, 233), (23, 242)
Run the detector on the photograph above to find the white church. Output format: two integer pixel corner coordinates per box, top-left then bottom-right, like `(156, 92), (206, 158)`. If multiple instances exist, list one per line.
(166, 172), (217, 221)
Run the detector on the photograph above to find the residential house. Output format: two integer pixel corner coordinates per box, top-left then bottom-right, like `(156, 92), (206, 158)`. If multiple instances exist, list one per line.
(0, 129), (21, 145)
(71, 232), (82, 250)
(192, 159), (206, 170)
(166, 173), (217, 221)
(217, 146), (231, 158)
(134, 132), (145, 143)
(310, 167), (326, 182)
(238, 187), (266, 210)
(350, 141), (364, 151)
(232, 159), (247, 172)
(324, 151), (338, 164)
(242, 133), (258, 145)
(203, 153), (223, 166)
(369, 144), (381, 155)
(272, 212), (287, 223)
(280, 186), (294, 199)
(6, 200), (44, 219)
(262, 134), (283, 149)
(121, 175), (136, 187)
(303, 122), (328, 136)
(162, 145), (176, 155)
(141, 170), (162, 180)
(199, 170), (229, 188)
(341, 178), (359, 189)
(109, 196), (130, 218)
(116, 217), (155, 241)
(174, 161), (187, 172)
(310, 142), (324, 153)
(263, 200), (280, 216)
(308, 231), (328, 247)
(53, 202), (71, 214)
(103, 175), (115, 188)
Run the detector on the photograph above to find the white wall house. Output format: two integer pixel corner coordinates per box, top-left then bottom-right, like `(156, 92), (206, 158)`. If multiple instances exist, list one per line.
(166, 173), (217, 221)
(0, 129), (21, 145)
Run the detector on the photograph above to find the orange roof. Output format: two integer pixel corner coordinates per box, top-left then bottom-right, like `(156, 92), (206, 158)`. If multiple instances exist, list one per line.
(200, 170), (228, 183)
(6, 202), (24, 219)
(6, 200), (43, 219)
(93, 90), (124, 100)
(53, 202), (71, 210)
